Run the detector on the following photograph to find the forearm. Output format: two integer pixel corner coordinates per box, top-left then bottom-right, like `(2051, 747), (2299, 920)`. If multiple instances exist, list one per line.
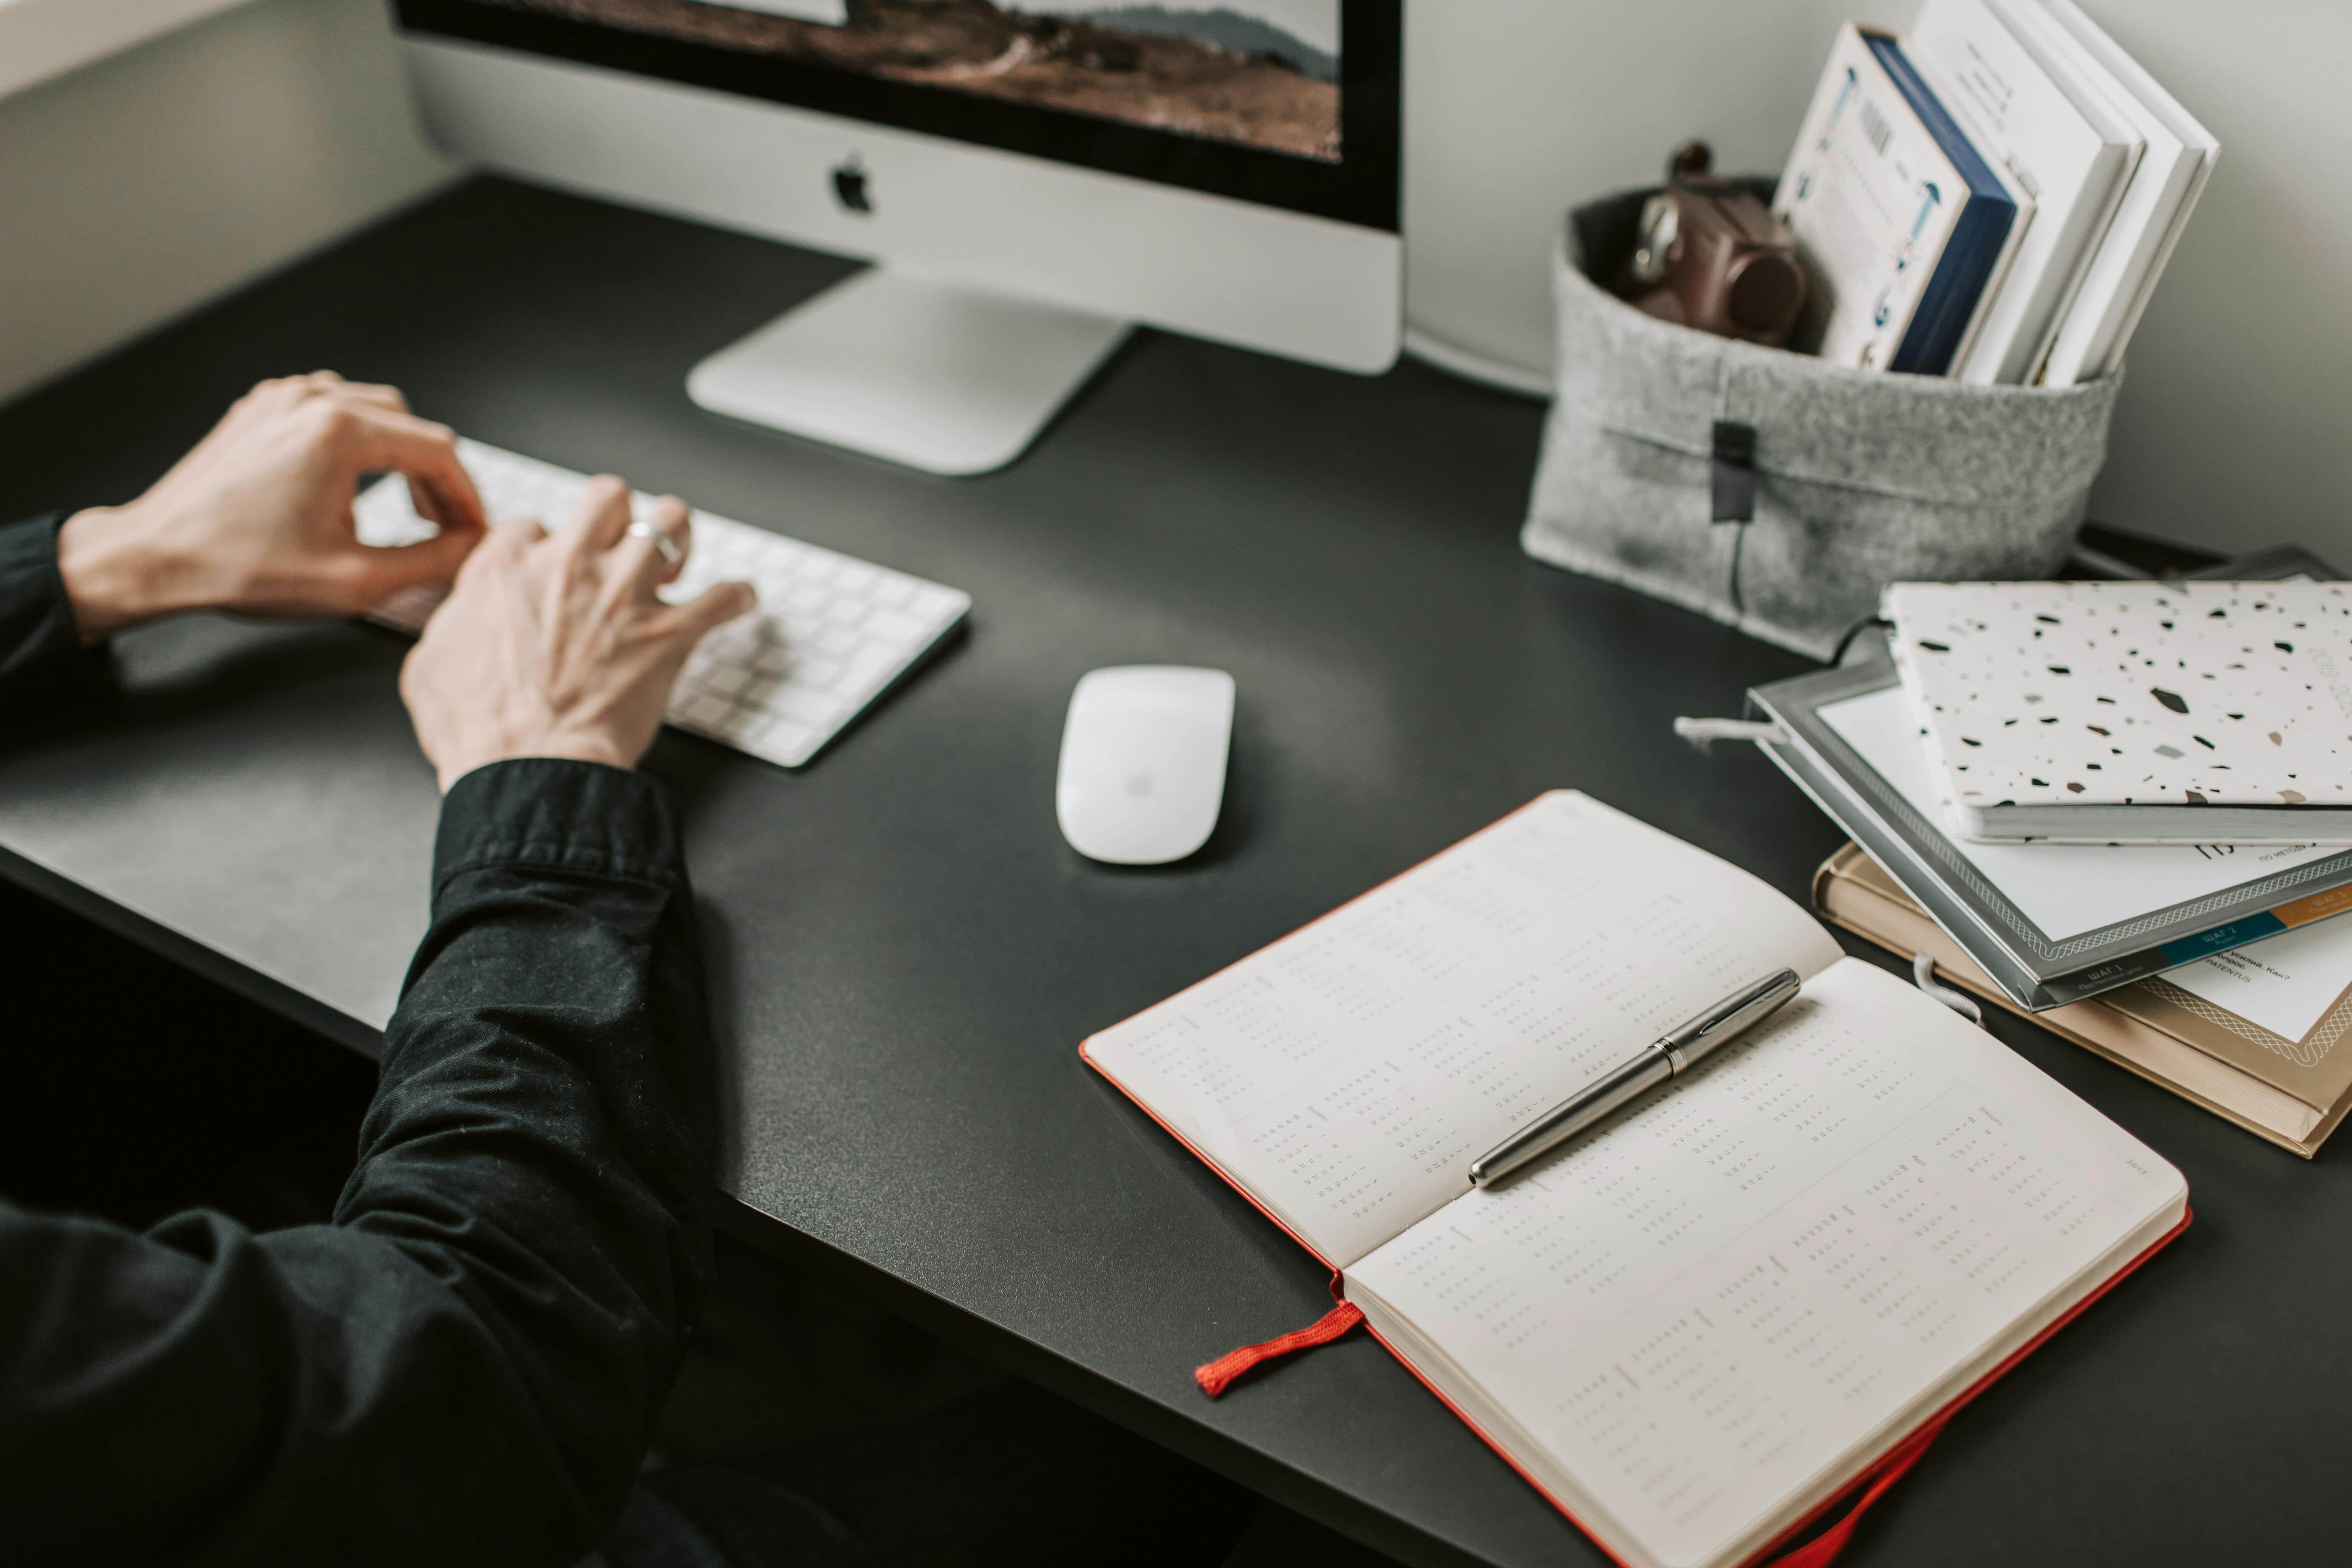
(0, 514), (107, 718)
(0, 761), (717, 1566)
(340, 757), (719, 1530)
(348, 757), (720, 1449)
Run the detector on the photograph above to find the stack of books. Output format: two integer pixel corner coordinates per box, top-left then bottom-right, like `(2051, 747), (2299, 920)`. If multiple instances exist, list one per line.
(1777, 0), (2215, 385)
(1738, 552), (2352, 1155)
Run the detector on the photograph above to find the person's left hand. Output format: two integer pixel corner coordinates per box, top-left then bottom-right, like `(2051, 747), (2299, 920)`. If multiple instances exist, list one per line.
(55, 372), (488, 643)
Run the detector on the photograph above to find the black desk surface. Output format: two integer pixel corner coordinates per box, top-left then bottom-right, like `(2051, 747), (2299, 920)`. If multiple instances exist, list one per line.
(2, 180), (2342, 1568)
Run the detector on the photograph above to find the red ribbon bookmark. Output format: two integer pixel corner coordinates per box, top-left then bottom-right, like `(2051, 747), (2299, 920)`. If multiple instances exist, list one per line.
(1194, 1301), (1365, 1398)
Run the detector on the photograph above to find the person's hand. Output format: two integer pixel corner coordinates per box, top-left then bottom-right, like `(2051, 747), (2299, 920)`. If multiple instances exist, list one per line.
(54, 372), (488, 643)
(400, 477), (756, 792)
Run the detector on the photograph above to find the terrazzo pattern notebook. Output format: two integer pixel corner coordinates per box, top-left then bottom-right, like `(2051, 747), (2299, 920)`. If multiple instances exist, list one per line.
(1885, 581), (2352, 842)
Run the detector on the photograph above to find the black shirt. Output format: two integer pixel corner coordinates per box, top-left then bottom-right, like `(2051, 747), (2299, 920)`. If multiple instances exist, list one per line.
(0, 513), (716, 1565)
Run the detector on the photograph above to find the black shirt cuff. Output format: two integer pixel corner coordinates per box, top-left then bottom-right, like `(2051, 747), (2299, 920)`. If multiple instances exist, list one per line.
(0, 513), (106, 718)
(434, 759), (684, 898)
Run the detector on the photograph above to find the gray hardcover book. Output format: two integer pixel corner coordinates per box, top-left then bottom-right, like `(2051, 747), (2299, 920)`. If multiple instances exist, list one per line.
(1745, 548), (2350, 1010)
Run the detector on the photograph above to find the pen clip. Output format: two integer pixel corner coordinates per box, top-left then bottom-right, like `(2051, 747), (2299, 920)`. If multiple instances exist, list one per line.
(1664, 968), (1801, 1072)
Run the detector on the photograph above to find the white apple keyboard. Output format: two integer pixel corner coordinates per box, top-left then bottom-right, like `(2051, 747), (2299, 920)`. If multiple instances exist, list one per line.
(354, 439), (970, 769)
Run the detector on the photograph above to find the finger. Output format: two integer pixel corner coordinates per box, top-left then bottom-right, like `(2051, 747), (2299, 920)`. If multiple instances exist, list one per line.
(295, 371), (346, 402)
(326, 380), (410, 415)
(480, 513), (543, 562)
(660, 580), (759, 645)
(405, 476), (448, 531)
(615, 497), (692, 592)
(403, 459), (488, 538)
(566, 476), (635, 555)
(354, 518), (488, 596)
(426, 512), (539, 606)
(328, 404), (488, 537)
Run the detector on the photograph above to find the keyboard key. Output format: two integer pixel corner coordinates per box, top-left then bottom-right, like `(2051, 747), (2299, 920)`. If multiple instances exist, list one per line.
(792, 657), (844, 693)
(911, 587), (966, 621)
(864, 608), (929, 644)
(764, 721), (816, 763)
(774, 685), (842, 725)
(680, 691), (737, 729)
(703, 664), (758, 699)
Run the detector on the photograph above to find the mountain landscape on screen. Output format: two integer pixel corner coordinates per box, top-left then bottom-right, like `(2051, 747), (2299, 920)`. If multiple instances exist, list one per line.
(1025, 6), (1339, 81)
(483, 0), (1343, 159)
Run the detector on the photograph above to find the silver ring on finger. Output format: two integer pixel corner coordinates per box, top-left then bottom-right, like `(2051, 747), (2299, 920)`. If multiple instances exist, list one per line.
(626, 517), (684, 569)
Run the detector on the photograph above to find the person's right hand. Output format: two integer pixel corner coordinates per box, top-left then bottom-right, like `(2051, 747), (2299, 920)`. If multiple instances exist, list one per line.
(399, 477), (755, 792)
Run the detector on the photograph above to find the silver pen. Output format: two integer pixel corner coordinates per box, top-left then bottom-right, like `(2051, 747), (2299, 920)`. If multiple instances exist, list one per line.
(1467, 968), (1802, 1188)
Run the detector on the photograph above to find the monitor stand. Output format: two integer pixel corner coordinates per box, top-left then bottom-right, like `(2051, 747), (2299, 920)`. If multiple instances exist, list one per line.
(686, 268), (1132, 477)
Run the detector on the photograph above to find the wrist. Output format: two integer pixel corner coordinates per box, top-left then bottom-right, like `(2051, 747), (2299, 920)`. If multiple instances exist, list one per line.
(54, 504), (199, 643)
(437, 732), (638, 794)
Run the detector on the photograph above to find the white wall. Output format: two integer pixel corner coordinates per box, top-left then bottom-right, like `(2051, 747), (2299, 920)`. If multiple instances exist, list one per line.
(0, 0), (456, 405)
(1404, 0), (2352, 566)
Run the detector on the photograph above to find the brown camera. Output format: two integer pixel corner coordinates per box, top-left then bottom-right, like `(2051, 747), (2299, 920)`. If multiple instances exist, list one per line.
(1617, 143), (1808, 348)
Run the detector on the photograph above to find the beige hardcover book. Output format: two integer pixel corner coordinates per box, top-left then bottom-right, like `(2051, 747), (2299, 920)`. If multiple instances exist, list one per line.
(1816, 843), (2352, 1157)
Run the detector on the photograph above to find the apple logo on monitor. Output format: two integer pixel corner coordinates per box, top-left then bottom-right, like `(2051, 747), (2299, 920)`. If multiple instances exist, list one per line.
(832, 156), (871, 214)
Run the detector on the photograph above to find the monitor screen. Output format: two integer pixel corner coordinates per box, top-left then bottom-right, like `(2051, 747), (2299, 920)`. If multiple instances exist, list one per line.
(396, 1), (1399, 229)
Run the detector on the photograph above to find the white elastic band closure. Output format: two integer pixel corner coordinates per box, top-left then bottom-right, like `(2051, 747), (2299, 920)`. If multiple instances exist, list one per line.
(1672, 716), (1790, 751)
(1912, 953), (1985, 1025)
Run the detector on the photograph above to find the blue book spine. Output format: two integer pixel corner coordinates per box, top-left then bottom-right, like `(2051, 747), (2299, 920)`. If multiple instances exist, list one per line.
(1865, 33), (2017, 377)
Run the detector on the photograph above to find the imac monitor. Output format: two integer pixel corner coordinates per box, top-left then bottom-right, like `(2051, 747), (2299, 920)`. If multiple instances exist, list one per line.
(392, 1), (1403, 474)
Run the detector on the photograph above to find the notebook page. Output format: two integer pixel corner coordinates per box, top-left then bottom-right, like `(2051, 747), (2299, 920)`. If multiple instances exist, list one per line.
(1083, 792), (1843, 1268)
(1347, 958), (2185, 1568)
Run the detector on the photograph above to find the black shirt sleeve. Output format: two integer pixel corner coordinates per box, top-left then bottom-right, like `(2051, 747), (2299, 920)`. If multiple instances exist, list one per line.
(0, 513), (106, 719)
(0, 759), (716, 1567)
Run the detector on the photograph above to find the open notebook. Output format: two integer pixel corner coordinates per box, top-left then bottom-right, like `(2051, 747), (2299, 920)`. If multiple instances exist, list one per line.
(1083, 793), (2188, 1568)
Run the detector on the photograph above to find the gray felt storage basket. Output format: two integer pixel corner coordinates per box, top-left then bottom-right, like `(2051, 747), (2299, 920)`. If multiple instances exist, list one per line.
(1523, 187), (2123, 660)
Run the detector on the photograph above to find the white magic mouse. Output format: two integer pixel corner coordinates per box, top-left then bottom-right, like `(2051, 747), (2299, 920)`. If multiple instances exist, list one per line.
(1056, 666), (1235, 865)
